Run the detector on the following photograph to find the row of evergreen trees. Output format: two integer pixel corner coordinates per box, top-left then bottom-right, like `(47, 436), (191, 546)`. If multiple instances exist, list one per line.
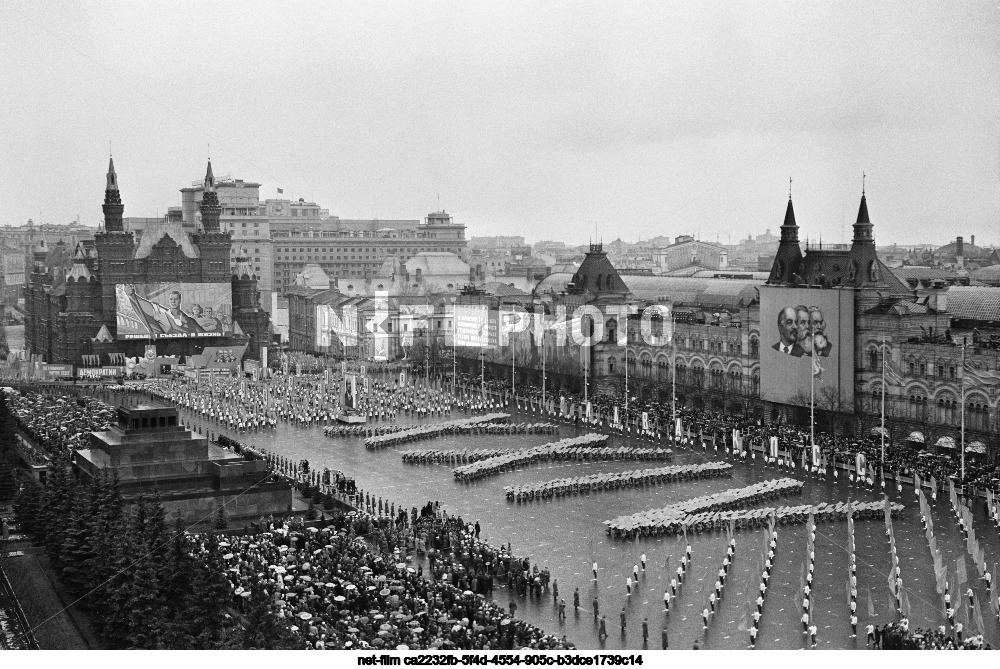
(0, 393), (20, 501)
(12, 455), (296, 649)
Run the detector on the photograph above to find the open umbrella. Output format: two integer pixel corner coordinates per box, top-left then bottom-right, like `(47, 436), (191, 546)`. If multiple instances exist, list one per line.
(223, 553), (234, 560)
(966, 441), (986, 454)
(380, 588), (391, 596)
(299, 612), (313, 620)
(396, 644), (409, 650)
(334, 595), (346, 602)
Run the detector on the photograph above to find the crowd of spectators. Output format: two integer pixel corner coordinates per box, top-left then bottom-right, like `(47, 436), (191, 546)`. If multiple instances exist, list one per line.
(210, 511), (572, 650)
(3, 388), (117, 456)
(877, 620), (989, 649)
(459, 375), (1000, 494)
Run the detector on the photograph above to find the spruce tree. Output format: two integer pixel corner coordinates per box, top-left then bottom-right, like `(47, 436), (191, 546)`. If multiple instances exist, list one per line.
(123, 538), (168, 650)
(213, 504), (229, 530)
(238, 578), (296, 649)
(60, 492), (93, 596)
(98, 515), (136, 648)
(13, 476), (42, 539)
(186, 533), (234, 648)
(0, 453), (19, 502)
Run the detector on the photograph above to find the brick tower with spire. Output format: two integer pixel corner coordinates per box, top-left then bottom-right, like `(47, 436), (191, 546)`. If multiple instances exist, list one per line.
(767, 192), (803, 285)
(27, 157), (272, 365)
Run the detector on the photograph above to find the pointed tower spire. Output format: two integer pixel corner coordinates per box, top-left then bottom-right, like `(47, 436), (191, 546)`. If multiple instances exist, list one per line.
(852, 183), (873, 244)
(106, 157), (118, 191)
(102, 156), (124, 232)
(204, 159), (216, 193)
(847, 176), (883, 289)
(199, 159), (221, 233)
(767, 185), (803, 285)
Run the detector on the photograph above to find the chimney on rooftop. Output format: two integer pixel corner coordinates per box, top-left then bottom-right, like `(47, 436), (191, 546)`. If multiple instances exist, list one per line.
(970, 235), (975, 247)
(956, 236), (964, 269)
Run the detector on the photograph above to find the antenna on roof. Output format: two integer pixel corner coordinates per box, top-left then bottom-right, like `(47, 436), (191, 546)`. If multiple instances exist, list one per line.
(862, 171), (866, 196)
(789, 175), (792, 199)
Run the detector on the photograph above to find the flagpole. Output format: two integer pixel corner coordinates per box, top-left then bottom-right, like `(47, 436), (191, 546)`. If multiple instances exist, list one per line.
(671, 311), (676, 436)
(810, 348), (815, 449)
(510, 311), (515, 397)
(620, 308), (628, 423)
(961, 338), (966, 482)
(881, 339), (886, 467)
(541, 325), (546, 414)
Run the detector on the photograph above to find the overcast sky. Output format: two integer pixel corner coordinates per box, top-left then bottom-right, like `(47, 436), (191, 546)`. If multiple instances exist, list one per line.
(2, 1), (998, 247)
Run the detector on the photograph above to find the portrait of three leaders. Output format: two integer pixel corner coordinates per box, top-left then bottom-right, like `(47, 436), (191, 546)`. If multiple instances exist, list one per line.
(773, 305), (832, 357)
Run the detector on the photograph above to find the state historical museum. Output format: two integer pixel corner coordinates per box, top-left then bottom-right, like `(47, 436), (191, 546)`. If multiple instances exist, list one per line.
(25, 159), (271, 365)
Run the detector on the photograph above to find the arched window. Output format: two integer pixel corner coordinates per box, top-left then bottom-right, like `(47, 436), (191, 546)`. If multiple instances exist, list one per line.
(750, 336), (759, 359)
(869, 348), (878, 371)
(966, 399), (990, 432)
(936, 397), (956, 425)
(650, 313), (663, 338)
(605, 319), (617, 343)
(608, 357), (616, 374)
(751, 371), (760, 395)
(908, 393), (927, 420)
(691, 364), (705, 388)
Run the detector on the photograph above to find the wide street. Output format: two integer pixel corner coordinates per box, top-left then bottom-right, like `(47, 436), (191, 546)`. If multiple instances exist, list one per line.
(112, 392), (1000, 650)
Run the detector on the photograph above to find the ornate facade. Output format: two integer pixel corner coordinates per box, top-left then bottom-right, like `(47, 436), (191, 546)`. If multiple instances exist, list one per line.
(456, 191), (1000, 457)
(25, 159), (271, 364)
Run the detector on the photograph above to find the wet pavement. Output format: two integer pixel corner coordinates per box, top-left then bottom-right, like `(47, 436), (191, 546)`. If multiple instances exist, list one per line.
(109, 393), (1000, 649)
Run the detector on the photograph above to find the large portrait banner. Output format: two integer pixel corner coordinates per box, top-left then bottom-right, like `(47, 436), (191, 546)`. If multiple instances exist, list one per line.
(116, 282), (233, 340)
(759, 286), (855, 408)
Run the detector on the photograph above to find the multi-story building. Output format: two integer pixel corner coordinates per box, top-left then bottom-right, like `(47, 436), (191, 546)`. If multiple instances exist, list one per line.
(25, 159), (271, 365)
(0, 242), (26, 309)
(0, 219), (97, 299)
(468, 236), (527, 251)
(180, 178), (274, 313)
(269, 208), (466, 295)
(652, 235), (727, 273)
(453, 191), (1000, 458)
